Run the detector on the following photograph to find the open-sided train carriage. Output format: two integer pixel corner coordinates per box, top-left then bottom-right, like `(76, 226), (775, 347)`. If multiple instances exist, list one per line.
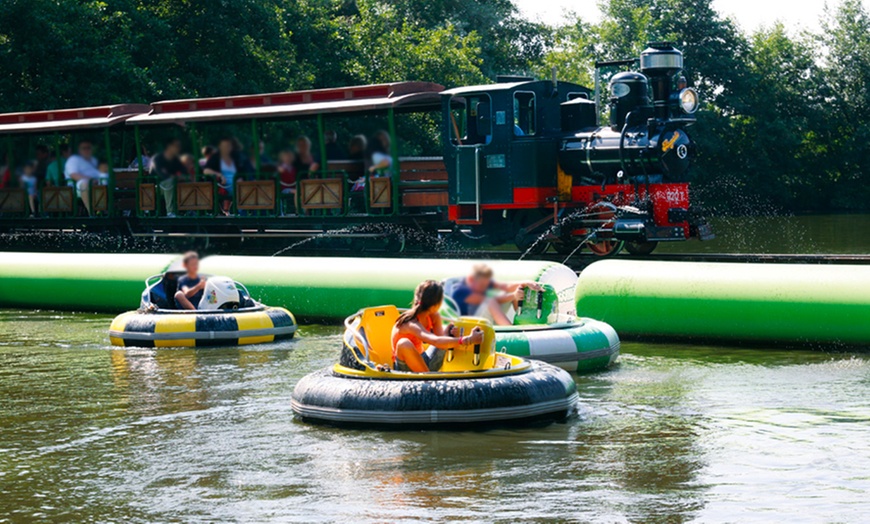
(0, 104), (149, 219)
(0, 43), (712, 256)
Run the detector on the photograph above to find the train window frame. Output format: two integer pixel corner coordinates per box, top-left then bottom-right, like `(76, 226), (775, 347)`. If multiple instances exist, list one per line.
(513, 91), (536, 138)
(449, 93), (493, 147)
(567, 92), (590, 101)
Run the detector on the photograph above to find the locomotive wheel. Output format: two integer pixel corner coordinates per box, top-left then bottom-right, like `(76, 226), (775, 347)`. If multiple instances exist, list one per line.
(584, 201), (623, 257)
(625, 241), (658, 256)
(587, 239), (624, 257)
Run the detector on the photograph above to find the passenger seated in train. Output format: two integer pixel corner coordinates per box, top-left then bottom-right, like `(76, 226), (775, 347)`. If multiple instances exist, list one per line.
(203, 136), (252, 215)
(127, 145), (152, 171)
(150, 138), (187, 217)
(18, 160), (39, 216)
(45, 144), (71, 186)
(278, 149), (297, 215)
(64, 140), (108, 215)
(392, 280), (484, 372)
(179, 154), (196, 177)
(323, 130), (346, 161)
(199, 145), (216, 170)
(174, 251), (207, 310)
(257, 140), (272, 167)
(445, 264), (542, 326)
(351, 131), (392, 192)
(293, 136), (320, 175)
(34, 145), (50, 186)
(368, 131), (393, 176)
(347, 135), (367, 163)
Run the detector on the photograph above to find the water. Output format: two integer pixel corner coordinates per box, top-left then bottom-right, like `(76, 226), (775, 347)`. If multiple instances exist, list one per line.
(3, 310), (870, 522)
(656, 214), (870, 255)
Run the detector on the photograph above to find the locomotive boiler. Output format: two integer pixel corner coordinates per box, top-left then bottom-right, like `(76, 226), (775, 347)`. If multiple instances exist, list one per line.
(558, 43), (700, 185)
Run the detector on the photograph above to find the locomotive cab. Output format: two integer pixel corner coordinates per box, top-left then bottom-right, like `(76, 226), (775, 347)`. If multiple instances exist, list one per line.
(441, 79), (591, 233)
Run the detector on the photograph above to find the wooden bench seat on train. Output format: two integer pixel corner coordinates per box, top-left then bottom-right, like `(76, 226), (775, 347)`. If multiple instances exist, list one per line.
(359, 156), (449, 210)
(398, 157), (448, 208)
(327, 160), (365, 181)
(112, 168), (139, 213)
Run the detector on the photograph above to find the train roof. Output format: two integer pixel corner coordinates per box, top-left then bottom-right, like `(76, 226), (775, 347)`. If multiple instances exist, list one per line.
(441, 81), (534, 96)
(442, 79), (590, 97)
(0, 104), (150, 135)
(127, 82), (445, 126)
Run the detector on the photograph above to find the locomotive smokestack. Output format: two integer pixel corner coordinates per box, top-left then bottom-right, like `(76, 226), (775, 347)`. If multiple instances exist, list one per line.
(640, 42), (684, 120)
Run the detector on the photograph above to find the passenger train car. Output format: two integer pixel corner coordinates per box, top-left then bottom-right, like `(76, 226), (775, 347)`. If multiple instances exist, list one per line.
(0, 43), (712, 256)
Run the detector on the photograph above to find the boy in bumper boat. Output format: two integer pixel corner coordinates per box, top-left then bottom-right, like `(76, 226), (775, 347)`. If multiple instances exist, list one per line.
(447, 264), (542, 326)
(391, 280), (483, 372)
(175, 251), (207, 310)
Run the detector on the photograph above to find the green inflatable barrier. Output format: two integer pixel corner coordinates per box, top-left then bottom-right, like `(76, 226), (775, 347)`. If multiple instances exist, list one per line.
(199, 256), (576, 320)
(575, 260), (870, 346)
(0, 253), (576, 320)
(0, 253), (179, 312)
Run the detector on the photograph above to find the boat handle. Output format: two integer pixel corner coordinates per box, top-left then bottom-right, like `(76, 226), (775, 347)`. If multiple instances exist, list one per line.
(344, 312), (374, 363)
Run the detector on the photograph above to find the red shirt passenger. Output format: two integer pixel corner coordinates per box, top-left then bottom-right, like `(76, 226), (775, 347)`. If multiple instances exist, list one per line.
(278, 150), (297, 194)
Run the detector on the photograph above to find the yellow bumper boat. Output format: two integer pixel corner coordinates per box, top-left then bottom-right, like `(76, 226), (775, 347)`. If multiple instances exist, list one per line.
(291, 306), (578, 427)
(110, 272), (297, 348)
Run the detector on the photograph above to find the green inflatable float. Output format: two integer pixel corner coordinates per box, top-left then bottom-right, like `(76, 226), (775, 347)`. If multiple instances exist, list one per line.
(0, 252), (576, 320)
(575, 260), (870, 346)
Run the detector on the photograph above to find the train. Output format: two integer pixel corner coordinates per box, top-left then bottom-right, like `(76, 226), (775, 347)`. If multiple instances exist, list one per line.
(0, 42), (712, 256)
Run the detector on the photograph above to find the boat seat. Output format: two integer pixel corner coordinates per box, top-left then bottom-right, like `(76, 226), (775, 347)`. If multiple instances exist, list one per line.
(355, 306), (400, 366)
(149, 272), (182, 310)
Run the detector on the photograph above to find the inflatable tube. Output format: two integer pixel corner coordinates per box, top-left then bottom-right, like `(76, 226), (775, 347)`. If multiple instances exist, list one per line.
(291, 361), (578, 427)
(495, 318), (620, 373)
(576, 260), (870, 346)
(0, 253), (576, 320)
(0, 253), (178, 312)
(109, 306), (296, 347)
(199, 256), (578, 320)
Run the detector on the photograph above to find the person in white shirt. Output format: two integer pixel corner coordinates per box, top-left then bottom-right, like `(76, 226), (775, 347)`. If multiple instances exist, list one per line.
(64, 140), (108, 214)
(368, 130), (393, 177)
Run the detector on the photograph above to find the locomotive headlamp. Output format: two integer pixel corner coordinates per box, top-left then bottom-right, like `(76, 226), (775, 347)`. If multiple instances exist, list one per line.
(679, 88), (699, 114)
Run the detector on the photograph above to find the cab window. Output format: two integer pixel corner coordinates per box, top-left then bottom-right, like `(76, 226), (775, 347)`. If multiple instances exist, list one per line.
(449, 94), (492, 146)
(513, 92), (536, 137)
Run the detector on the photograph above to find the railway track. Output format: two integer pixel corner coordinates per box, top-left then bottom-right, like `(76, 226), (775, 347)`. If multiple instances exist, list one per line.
(274, 249), (870, 271)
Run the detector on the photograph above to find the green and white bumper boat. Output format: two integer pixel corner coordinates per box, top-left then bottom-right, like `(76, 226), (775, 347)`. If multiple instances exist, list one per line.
(442, 279), (620, 373)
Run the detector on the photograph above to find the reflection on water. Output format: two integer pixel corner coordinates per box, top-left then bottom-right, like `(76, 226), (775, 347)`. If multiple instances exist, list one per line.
(2, 311), (870, 522)
(656, 214), (870, 254)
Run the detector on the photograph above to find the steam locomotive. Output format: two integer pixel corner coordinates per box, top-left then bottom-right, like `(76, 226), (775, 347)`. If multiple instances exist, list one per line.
(443, 42), (712, 256)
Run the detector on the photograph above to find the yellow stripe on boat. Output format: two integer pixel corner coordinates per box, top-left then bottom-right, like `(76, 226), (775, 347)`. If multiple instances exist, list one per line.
(237, 311), (275, 345)
(153, 314), (197, 348)
(108, 312), (132, 347)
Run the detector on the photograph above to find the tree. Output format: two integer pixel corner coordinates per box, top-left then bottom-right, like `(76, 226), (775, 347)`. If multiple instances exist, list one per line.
(819, 0), (870, 210)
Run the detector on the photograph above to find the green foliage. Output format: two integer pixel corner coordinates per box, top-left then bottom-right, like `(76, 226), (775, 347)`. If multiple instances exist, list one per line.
(344, 0), (487, 86)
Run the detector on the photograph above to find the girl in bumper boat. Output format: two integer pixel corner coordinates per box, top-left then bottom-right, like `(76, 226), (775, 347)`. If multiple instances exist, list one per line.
(392, 280), (483, 372)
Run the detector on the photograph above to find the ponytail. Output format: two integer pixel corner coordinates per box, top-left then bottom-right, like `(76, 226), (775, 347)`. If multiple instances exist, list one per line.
(397, 280), (444, 326)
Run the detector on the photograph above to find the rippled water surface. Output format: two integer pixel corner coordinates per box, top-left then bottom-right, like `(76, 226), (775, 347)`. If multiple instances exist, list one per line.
(2, 310), (870, 523)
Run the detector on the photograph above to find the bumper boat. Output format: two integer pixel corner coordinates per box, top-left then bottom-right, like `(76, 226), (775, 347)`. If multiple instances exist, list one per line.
(442, 279), (619, 373)
(291, 306), (578, 428)
(110, 271), (297, 348)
